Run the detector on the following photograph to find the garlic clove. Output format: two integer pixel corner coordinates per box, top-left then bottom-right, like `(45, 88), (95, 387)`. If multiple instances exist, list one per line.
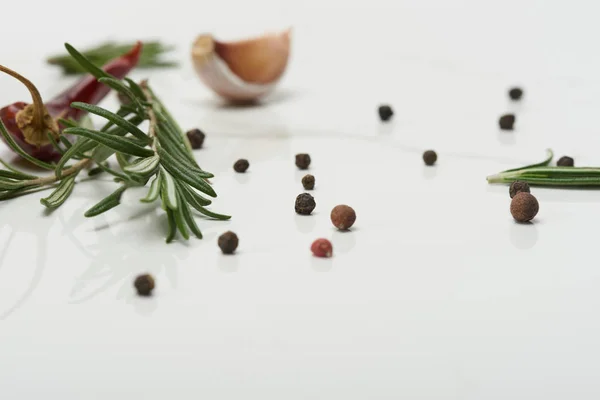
(191, 29), (291, 102)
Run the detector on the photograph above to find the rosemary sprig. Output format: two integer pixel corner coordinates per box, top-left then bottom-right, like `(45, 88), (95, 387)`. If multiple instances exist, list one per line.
(47, 41), (177, 75)
(0, 42), (229, 242)
(487, 149), (600, 187)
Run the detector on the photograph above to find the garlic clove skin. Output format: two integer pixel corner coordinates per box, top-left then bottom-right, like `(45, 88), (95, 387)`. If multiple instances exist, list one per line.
(191, 29), (291, 102)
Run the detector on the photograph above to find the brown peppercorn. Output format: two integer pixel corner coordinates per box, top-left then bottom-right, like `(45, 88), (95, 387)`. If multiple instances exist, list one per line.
(134, 274), (155, 297)
(510, 192), (539, 222)
(233, 159), (249, 173)
(509, 180), (530, 199)
(311, 238), (333, 258)
(508, 87), (523, 101)
(295, 153), (311, 170)
(557, 156), (574, 167)
(423, 150), (437, 166)
(331, 205), (356, 230)
(302, 174), (315, 190)
(499, 114), (516, 130)
(218, 231), (239, 254)
(186, 128), (206, 149)
(295, 193), (316, 215)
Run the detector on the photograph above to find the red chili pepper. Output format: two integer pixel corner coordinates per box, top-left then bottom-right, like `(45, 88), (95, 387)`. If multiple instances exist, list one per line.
(0, 41), (142, 162)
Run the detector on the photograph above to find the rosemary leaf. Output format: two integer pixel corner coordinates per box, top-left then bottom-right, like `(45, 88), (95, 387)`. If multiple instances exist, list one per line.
(0, 119), (55, 170)
(98, 77), (145, 114)
(0, 169), (37, 181)
(84, 185), (127, 217)
(46, 132), (66, 155)
(0, 157), (37, 178)
(0, 178), (27, 190)
(0, 184), (52, 201)
(140, 174), (161, 203)
(64, 127), (154, 158)
(159, 156), (216, 198)
(64, 43), (114, 80)
(165, 208), (177, 243)
(71, 102), (149, 142)
(179, 193), (203, 239)
(55, 138), (92, 177)
(159, 167), (178, 210)
(124, 154), (159, 176)
(177, 181), (212, 207)
(173, 193), (190, 240)
(40, 175), (76, 209)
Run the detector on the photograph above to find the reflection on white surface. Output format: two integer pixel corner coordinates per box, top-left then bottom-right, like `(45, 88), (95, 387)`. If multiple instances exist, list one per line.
(509, 221), (539, 250)
(310, 256), (333, 272)
(218, 254), (240, 273)
(294, 213), (317, 233)
(331, 229), (357, 254)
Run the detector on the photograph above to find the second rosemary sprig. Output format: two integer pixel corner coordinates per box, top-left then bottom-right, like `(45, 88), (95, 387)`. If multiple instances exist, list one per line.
(487, 149), (600, 187)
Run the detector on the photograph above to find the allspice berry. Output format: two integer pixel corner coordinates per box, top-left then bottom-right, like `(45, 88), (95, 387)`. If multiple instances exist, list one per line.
(509, 181), (530, 199)
(295, 193), (316, 215)
(134, 274), (155, 297)
(423, 150), (437, 166)
(295, 153), (311, 170)
(233, 159), (249, 173)
(378, 105), (394, 122)
(510, 192), (539, 222)
(557, 156), (574, 167)
(499, 114), (516, 130)
(508, 87), (523, 101)
(186, 128), (206, 149)
(331, 205), (356, 230)
(218, 231), (239, 254)
(302, 174), (315, 190)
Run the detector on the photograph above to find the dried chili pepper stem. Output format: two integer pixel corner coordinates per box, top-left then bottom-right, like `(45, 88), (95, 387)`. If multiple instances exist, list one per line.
(0, 65), (58, 146)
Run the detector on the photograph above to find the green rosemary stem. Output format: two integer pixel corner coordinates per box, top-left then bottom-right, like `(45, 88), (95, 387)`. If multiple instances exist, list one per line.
(487, 166), (600, 186)
(22, 158), (92, 187)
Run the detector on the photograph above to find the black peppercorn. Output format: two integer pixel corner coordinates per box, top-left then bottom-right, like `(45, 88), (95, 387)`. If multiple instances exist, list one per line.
(509, 181), (530, 199)
(295, 154), (311, 170)
(218, 231), (239, 254)
(422, 150), (437, 166)
(301, 174), (315, 190)
(508, 87), (523, 101)
(295, 193), (316, 215)
(378, 105), (394, 122)
(134, 274), (155, 297)
(186, 128), (206, 149)
(557, 156), (574, 167)
(499, 114), (516, 130)
(233, 159), (249, 173)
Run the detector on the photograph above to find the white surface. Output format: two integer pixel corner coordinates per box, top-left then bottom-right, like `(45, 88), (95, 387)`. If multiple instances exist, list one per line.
(2, 1), (600, 398)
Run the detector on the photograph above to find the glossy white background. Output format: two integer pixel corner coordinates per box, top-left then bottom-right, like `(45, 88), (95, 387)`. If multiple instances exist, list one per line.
(2, 0), (600, 398)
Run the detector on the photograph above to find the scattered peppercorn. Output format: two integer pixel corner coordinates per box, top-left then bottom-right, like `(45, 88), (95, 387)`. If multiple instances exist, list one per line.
(233, 159), (249, 173)
(295, 193), (316, 215)
(134, 274), (155, 297)
(509, 181), (531, 199)
(302, 174), (315, 190)
(331, 205), (356, 230)
(378, 105), (394, 122)
(510, 192), (539, 222)
(508, 87), (523, 101)
(218, 231), (239, 254)
(295, 153), (311, 170)
(499, 114), (516, 130)
(186, 128), (206, 149)
(423, 150), (437, 166)
(557, 156), (574, 167)
(311, 238), (333, 258)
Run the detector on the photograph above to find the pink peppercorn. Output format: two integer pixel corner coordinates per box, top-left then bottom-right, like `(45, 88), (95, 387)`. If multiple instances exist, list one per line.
(311, 238), (333, 258)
